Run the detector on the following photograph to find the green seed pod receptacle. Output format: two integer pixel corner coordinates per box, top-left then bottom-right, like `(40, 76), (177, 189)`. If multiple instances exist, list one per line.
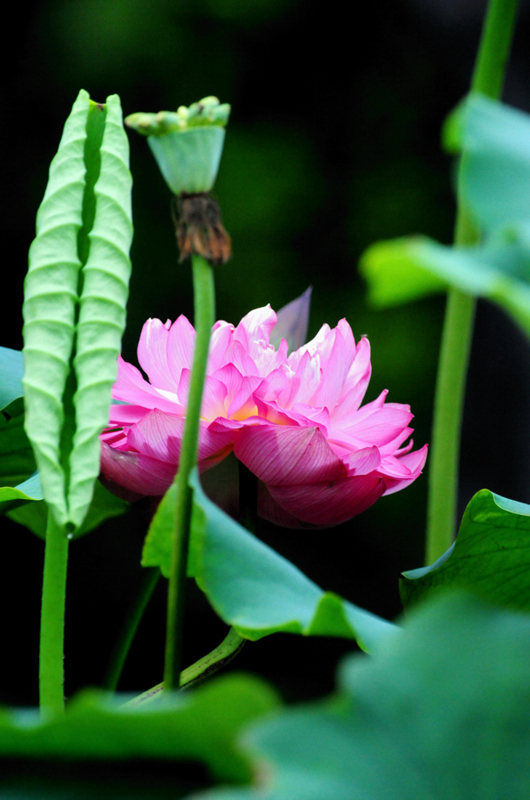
(148, 126), (226, 195)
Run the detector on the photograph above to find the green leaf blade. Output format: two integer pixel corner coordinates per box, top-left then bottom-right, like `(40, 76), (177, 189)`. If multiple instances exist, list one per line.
(0, 675), (278, 784)
(142, 470), (397, 653)
(193, 594), (530, 800)
(459, 94), (530, 232)
(400, 489), (530, 611)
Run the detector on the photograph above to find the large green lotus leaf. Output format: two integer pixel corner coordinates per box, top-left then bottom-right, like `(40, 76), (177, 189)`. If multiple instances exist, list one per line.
(7, 479), (128, 539)
(0, 674), (277, 786)
(0, 346), (24, 412)
(142, 470), (397, 652)
(191, 593), (530, 800)
(23, 89), (132, 532)
(400, 489), (530, 611)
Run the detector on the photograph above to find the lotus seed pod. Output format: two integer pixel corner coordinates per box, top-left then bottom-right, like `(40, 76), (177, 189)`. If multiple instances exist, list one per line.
(125, 98), (230, 194)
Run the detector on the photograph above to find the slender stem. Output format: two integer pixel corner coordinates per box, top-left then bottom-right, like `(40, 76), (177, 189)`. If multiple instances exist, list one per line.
(164, 254), (215, 690)
(39, 512), (69, 714)
(124, 627), (245, 708)
(425, 0), (519, 565)
(471, 0), (519, 97)
(103, 567), (160, 692)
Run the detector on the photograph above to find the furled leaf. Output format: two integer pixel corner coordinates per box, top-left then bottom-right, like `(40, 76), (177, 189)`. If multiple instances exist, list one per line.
(0, 674), (278, 784)
(191, 594), (530, 800)
(400, 489), (530, 611)
(142, 470), (397, 653)
(0, 346), (24, 412)
(359, 95), (530, 339)
(22, 89), (132, 532)
(68, 95), (133, 529)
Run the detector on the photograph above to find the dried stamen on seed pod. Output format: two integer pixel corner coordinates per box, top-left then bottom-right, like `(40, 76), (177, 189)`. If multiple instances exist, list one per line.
(172, 192), (232, 265)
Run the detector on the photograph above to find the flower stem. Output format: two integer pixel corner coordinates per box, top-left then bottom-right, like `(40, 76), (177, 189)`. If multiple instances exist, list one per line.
(425, 0), (519, 565)
(164, 254), (215, 690)
(103, 567), (160, 692)
(39, 512), (69, 714)
(124, 627), (246, 708)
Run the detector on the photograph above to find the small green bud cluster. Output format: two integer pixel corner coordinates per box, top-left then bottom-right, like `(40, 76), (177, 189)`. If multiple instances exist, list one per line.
(125, 97), (230, 137)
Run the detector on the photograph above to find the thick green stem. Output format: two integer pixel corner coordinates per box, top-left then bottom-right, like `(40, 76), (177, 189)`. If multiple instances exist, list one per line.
(39, 512), (69, 714)
(425, 0), (519, 565)
(164, 254), (215, 690)
(103, 567), (160, 692)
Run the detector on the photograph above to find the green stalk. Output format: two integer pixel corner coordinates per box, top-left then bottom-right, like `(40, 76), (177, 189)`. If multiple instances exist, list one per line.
(164, 254), (215, 690)
(103, 567), (160, 692)
(425, 0), (519, 565)
(39, 512), (69, 714)
(125, 627), (246, 708)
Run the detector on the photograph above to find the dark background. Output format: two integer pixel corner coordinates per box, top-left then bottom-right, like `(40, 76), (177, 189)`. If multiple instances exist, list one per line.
(2, 0), (530, 708)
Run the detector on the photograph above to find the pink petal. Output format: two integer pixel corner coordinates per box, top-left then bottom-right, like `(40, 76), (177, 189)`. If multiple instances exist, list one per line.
(100, 440), (176, 496)
(227, 375), (262, 419)
(176, 368), (235, 421)
(100, 428), (128, 447)
(332, 336), (372, 420)
(167, 315), (196, 384)
(270, 287), (312, 352)
(289, 350), (321, 406)
(343, 446), (381, 475)
(377, 426), (414, 456)
(108, 403), (150, 427)
(234, 424), (346, 486)
(253, 396), (330, 433)
(310, 326), (349, 410)
(348, 403), (413, 446)
(208, 321), (234, 372)
(127, 409), (234, 469)
(288, 323), (331, 370)
(137, 318), (177, 392)
(381, 444), (428, 495)
(257, 482), (319, 529)
(235, 305), (277, 352)
(264, 474), (386, 528)
(223, 340), (257, 376)
(254, 367), (293, 406)
(113, 356), (184, 414)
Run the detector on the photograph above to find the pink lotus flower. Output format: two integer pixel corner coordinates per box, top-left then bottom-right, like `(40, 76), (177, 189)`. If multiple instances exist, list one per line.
(100, 299), (427, 528)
